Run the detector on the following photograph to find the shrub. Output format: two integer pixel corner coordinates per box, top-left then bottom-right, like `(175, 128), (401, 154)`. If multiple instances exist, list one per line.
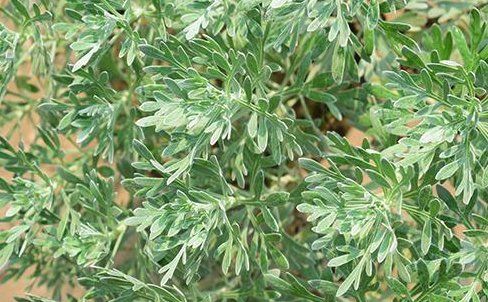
(0, 1), (487, 301)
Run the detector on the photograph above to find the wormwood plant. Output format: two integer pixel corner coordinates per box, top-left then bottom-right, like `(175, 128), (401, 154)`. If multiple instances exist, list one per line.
(0, 0), (487, 301)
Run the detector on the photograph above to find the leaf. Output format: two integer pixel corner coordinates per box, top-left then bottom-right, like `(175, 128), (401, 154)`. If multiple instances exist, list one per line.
(222, 242), (232, 275)
(12, 0), (30, 19)
(332, 42), (346, 83)
(264, 273), (291, 291)
(5, 205), (21, 217)
(420, 126), (446, 144)
(417, 259), (430, 287)
(377, 232), (391, 263)
(270, 0), (287, 8)
(73, 44), (100, 72)
(269, 246), (289, 269)
(265, 192), (289, 206)
(336, 264), (360, 297)
(364, 28), (375, 55)
(133, 139), (155, 161)
(58, 111), (76, 130)
(139, 44), (168, 61)
(386, 277), (410, 298)
(248, 112), (258, 138)
(306, 90), (336, 104)
(326, 103), (342, 121)
(253, 170), (264, 197)
(57, 167), (82, 184)
(261, 207), (279, 231)
(402, 46), (425, 68)
(184, 17), (202, 40)
(299, 158), (328, 174)
(421, 220), (432, 255)
(313, 212), (336, 233)
(166, 156), (191, 184)
(56, 208), (69, 241)
(435, 160), (460, 180)
(284, 273), (322, 301)
(7, 224), (30, 243)
(451, 27), (472, 69)
(0, 244), (14, 269)
(328, 252), (362, 267)
(212, 52), (231, 73)
(365, 169), (391, 188)
(463, 229), (488, 238)
(429, 199), (441, 217)
(308, 279), (338, 295)
(243, 76), (252, 100)
(257, 118), (268, 152)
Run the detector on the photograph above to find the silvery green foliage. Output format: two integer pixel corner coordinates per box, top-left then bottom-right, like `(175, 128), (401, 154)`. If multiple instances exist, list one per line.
(0, 24), (18, 102)
(0, 1), (486, 301)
